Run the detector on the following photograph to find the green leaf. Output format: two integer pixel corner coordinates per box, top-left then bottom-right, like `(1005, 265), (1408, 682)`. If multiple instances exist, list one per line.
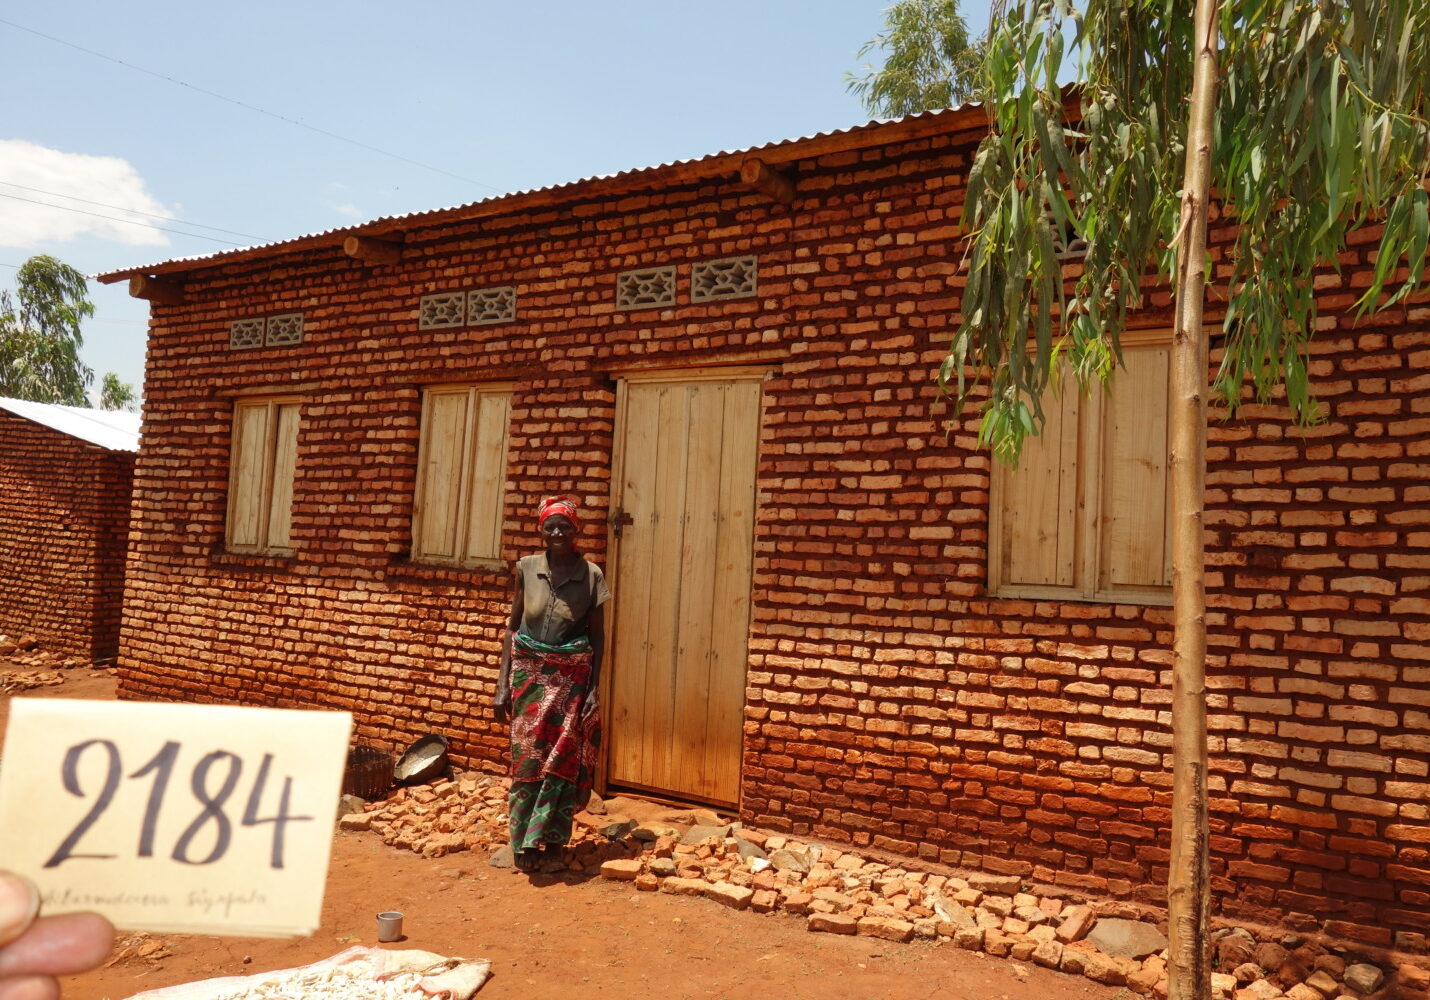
(944, 0), (1429, 463)
(0, 255), (96, 405)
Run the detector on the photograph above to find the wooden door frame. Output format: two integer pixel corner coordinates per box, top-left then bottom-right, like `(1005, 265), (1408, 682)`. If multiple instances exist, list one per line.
(600, 365), (771, 807)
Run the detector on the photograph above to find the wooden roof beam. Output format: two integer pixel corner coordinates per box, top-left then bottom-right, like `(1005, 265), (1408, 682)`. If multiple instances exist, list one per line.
(128, 275), (185, 305)
(343, 235), (404, 266)
(739, 157), (795, 205)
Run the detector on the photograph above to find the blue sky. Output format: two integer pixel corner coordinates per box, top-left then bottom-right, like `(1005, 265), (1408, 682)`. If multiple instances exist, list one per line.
(0, 1), (993, 402)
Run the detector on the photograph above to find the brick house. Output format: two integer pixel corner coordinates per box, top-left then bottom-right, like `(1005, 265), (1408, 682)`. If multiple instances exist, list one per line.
(101, 106), (1429, 939)
(0, 397), (139, 660)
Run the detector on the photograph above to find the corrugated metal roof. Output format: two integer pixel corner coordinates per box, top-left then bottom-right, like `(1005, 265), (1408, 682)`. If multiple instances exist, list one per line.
(98, 105), (986, 283)
(0, 397), (141, 452)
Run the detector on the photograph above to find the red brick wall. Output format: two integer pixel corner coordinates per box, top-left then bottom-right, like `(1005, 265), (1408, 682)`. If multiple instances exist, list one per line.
(0, 410), (135, 659)
(117, 119), (1429, 939)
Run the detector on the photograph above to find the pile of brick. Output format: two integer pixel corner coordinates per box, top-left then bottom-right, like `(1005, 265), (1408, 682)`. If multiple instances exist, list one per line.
(340, 773), (637, 872)
(596, 828), (1412, 1000)
(340, 774), (508, 858)
(104, 931), (173, 968)
(0, 634), (85, 670)
(0, 668), (64, 695)
(341, 779), (1414, 1000)
(0, 635), (71, 694)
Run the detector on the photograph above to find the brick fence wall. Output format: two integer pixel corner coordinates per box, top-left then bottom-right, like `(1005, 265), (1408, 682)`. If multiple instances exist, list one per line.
(116, 114), (1429, 940)
(0, 410), (135, 659)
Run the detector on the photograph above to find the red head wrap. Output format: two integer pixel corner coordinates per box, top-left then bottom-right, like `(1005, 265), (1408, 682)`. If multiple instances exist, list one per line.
(537, 495), (581, 531)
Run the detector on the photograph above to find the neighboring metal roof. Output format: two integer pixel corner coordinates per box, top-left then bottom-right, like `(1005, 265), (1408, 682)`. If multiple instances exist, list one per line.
(97, 105), (987, 284)
(0, 397), (141, 452)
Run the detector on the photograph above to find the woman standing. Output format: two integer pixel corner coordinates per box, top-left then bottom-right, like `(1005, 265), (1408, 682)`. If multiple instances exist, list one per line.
(494, 495), (609, 872)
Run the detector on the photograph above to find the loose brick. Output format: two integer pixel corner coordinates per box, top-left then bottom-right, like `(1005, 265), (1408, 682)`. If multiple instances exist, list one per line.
(598, 858), (642, 881)
(857, 916), (914, 942)
(751, 889), (778, 913)
(807, 913), (857, 935)
(659, 877), (707, 897)
(1033, 939), (1064, 969)
(1058, 905), (1097, 943)
(953, 927), (985, 950)
(705, 883), (754, 910)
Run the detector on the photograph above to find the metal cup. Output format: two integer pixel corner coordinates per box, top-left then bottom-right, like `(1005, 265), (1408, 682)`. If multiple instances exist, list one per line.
(376, 910), (404, 942)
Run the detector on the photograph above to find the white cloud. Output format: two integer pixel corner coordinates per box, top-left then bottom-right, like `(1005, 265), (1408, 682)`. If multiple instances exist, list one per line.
(331, 202), (365, 219)
(0, 140), (172, 248)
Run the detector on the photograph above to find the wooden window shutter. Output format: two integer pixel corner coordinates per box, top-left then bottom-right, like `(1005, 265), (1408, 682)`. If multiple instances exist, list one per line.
(265, 403), (301, 550)
(227, 399), (301, 553)
(463, 390), (511, 561)
(996, 382), (1080, 590)
(413, 384), (513, 565)
(990, 336), (1174, 604)
(228, 402), (273, 550)
(413, 389), (471, 562)
(1098, 344), (1172, 591)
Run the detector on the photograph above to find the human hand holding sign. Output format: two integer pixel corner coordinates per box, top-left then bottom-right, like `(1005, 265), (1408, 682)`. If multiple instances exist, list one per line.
(0, 870), (113, 1000)
(0, 700), (352, 939)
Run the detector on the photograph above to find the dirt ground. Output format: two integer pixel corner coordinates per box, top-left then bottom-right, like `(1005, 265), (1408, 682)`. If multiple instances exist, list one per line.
(1, 661), (1113, 1000)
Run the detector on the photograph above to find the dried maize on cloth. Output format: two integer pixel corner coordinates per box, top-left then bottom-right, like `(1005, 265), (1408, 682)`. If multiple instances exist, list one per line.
(120, 946), (491, 1000)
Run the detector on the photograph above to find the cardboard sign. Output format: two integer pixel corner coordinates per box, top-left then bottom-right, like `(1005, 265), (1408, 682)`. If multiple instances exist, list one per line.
(0, 699), (352, 937)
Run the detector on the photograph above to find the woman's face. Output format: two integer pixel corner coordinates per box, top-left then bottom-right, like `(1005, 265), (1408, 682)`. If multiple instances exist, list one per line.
(541, 515), (577, 555)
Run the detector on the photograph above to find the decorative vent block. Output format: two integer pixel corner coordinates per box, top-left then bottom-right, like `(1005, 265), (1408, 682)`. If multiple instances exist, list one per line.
(691, 256), (758, 302)
(419, 292), (466, 329)
(616, 266), (677, 309)
(265, 313), (305, 346)
(229, 318), (266, 350)
(1042, 205), (1088, 260)
(466, 286), (517, 325)
(1056, 234), (1089, 260)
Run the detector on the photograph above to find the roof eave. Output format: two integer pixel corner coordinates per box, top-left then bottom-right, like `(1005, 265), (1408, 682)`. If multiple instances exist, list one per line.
(96, 105), (991, 286)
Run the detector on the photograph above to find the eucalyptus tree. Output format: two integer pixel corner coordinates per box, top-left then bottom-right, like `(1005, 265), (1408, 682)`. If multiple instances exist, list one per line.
(847, 0), (985, 115)
(0, 256), (136, 409)
(946, 3), (1429, 998)
(99, 371), (138, 412)
(0, 255), (96, 405)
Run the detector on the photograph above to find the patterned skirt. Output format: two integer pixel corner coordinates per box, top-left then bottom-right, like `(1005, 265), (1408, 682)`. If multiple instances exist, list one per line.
(508, 631), (601, 851)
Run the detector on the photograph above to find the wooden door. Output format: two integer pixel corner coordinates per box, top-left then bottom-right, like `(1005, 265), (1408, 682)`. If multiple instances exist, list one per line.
(606, 371), (763, 806)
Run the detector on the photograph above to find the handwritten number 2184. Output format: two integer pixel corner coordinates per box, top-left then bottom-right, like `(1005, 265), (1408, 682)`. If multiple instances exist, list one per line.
(44, 740), (313, 869)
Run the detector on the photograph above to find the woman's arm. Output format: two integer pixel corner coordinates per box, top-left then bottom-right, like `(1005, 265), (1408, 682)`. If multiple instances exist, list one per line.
(495, 569), (523, 721)
(583, 604), (605, 722)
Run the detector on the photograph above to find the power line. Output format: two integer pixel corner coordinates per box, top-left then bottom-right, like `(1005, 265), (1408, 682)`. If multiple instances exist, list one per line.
(0, 17), (503, 192)
(0, 192), (246, 245)
(0, 180), (266, 240)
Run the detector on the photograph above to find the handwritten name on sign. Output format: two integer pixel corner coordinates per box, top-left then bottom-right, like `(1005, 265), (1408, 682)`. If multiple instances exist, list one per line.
(0, 699), (352, 937)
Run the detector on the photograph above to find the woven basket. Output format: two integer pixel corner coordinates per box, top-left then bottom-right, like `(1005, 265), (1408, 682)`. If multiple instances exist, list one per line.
(343, 745), (394, 799)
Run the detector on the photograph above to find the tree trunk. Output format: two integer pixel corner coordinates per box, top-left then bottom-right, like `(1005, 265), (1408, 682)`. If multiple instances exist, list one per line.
(1168, 3), (1220, 1000)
